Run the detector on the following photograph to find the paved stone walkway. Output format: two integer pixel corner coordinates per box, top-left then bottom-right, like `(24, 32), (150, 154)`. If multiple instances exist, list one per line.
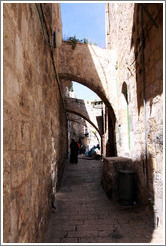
(44, 158), (163, 244)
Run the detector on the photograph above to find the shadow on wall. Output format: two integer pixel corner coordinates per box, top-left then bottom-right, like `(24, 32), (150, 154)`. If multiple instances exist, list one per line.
(106, 110), (117, 157)
(132, 152), (162, 230)
(130, 3), (163, 115)
(133, 153), (154, 207)
(130, 3), (163, 229)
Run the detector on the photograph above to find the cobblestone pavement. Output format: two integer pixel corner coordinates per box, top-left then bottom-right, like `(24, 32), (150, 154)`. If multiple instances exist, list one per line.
(44, 158), (163, 244)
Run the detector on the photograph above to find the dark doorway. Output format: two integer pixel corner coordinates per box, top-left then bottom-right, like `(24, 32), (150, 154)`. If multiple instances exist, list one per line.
(106, 110), (116, 157)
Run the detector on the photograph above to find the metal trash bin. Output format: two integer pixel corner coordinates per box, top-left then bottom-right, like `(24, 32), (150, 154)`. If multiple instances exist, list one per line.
(118, 169), (136, 205)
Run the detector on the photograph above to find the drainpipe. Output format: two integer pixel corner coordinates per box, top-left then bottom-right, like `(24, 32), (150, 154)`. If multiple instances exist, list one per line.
(141, 5), (149, 199)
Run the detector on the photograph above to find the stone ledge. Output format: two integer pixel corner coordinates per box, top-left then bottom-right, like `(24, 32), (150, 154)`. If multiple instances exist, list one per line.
(102, 157), (134, 200)
(103, 156), (133, 171)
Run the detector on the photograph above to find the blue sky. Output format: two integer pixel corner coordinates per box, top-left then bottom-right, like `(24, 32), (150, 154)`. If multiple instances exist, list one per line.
(61, 3), (105, 48)
(60, 3), (105, 101)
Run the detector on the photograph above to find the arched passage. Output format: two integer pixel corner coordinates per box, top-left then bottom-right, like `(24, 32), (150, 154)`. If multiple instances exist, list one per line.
(65, 97), (103, 134)
(65, 93), (116, 156)
(67, 109), (101, 137)
(58, 42), (117, 119)
(59, 42), (117, 156)
(67, 110), (103, 154)
(67, 112), (101, 152)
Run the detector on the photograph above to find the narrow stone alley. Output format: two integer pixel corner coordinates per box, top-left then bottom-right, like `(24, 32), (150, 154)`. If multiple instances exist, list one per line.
(44, 157), (163, 244)
(3, 3), (163, 243)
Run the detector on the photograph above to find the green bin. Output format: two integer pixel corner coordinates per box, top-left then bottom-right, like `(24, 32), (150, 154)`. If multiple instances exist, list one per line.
(118, 169), (136, 205)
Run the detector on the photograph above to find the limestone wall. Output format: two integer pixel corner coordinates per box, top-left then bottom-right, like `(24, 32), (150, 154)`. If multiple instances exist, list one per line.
(3, 3), (66, 242)
(106, 3), (163, 226)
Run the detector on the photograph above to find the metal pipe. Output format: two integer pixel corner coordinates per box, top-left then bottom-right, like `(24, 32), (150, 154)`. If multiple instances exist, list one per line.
(141, 5), (149, 198)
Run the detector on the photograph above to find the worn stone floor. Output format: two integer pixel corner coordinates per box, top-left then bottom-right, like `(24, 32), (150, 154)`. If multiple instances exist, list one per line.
(44, 157), (163, 244)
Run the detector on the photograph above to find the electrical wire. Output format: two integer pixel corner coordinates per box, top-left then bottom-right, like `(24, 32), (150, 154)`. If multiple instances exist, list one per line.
(35, 3), (66, 113)
(35, 3), (53, 48)
(35, 3), (69, 167)
(35, 3), (69, 157)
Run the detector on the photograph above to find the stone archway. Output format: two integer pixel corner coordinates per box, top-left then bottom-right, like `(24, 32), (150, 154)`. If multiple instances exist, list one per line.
(66, 109), (101, 138)
(67, 112), (101, 153)
(59, 42), (117, 156)
(58, 41), (117, 118)
(67, 110), (102, 154)
(65, 97), (103, 136)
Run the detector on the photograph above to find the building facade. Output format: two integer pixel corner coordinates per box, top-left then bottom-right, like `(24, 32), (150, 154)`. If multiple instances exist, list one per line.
(106, 3), (163, 226)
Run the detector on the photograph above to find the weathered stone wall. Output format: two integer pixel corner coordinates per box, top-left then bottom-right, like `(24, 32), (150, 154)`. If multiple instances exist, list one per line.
(106, 3), (163, 226)
(3, 3), (66, 243)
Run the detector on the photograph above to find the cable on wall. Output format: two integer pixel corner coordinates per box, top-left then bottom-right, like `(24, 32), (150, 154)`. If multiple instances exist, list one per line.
(35, 3), (66, 113)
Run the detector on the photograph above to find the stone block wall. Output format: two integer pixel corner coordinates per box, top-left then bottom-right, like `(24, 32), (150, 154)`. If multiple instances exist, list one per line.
(106, 3), (163, 226)
(3, 3), (66, 242)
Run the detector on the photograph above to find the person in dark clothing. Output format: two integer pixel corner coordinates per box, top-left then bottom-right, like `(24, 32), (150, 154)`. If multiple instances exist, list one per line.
(70, 139), (79, 164)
